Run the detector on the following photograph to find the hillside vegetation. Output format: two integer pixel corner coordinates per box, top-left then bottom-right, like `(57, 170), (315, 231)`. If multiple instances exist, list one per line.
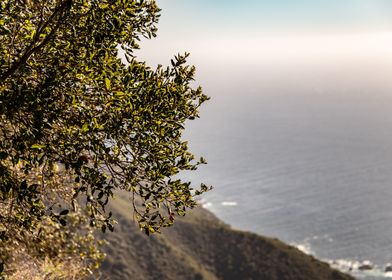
(99, 194), (354, 280)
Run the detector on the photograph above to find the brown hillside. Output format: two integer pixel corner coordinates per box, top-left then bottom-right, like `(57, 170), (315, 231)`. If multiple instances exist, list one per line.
(98, 194), (354, 280)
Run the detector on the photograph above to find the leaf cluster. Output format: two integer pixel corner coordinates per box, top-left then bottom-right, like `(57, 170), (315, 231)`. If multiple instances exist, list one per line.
(0, 0), (210, 276)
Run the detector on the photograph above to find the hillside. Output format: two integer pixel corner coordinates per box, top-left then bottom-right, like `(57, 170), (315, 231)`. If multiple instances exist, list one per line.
(98, 194), (354, 280)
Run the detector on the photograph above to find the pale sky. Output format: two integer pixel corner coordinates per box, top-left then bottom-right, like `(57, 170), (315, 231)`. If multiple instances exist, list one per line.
(155, 0), (392, 38)
(138, 1), (392, 61)
(136, 1), (392, 96)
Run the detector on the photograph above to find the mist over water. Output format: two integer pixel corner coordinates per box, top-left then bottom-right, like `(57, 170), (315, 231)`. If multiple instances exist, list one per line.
(137, 32), (392, 279)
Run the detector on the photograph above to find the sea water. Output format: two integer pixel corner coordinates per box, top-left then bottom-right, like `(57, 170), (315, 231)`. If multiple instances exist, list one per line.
(180, 49), (392, 279)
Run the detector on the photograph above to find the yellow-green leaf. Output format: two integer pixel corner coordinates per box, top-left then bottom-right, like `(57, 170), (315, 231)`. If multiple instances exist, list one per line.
(105, 78), (111, 90)
(31, 144), (46, 149)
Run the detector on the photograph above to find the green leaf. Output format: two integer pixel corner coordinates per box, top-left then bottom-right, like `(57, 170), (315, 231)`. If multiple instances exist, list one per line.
(60, 209), (69, 216)
(105, 78), (111, 90)
(59, 218), (67, 226)
(108, 223), (114, 232)
(31, 144), (46, 149)
(82, 123), (89, 132)
(0, 151), (8, 160)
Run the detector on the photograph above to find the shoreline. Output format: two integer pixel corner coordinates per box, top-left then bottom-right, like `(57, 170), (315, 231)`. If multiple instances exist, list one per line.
(200, 199), (392, 280)
(99, 194), (354, 280)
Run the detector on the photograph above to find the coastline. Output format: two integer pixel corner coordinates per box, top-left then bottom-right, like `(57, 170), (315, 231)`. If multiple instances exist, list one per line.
(99, 194), (354, 280)
(200, 199), (392, 280)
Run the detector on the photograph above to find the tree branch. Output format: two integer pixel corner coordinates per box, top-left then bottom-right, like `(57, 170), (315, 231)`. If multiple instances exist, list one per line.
(0, 0), (72, 83)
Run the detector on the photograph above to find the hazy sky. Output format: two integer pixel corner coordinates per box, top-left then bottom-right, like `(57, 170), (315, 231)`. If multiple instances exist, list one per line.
(136, 1), (392, 97)
(156, 0), (392, 38)
(138, 1), (392, 68)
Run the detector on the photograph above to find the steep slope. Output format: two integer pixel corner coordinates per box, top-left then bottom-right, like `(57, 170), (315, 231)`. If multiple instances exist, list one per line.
(99, 194), (354, 280)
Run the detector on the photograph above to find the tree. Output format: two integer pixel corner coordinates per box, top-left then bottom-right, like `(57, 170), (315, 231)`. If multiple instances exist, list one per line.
(0, 0), (209, 277)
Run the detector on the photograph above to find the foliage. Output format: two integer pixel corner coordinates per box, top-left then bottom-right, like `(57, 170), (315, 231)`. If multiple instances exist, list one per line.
(0, 0), (209, 276)
(0, 163), (105, 278)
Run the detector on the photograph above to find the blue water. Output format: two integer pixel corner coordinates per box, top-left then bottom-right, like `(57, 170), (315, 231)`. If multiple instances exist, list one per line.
(181, 62), (392, 279)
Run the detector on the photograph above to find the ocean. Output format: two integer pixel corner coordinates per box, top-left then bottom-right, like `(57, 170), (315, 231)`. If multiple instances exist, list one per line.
(178, 40), (392, 279)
